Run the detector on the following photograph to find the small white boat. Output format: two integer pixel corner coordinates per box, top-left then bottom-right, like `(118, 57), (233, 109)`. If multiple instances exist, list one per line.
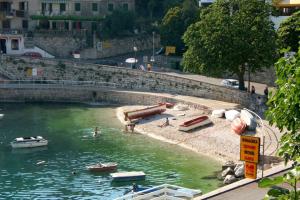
(110, 171), (146, 181)
(179, 116), (212, 131)
(10, 136), (48, 148)
(0, 114), (4, 119)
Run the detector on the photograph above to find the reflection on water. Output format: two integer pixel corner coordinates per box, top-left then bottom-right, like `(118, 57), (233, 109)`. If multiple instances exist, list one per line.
(0, 103), (221, 199)
(11, 146), (48, 154)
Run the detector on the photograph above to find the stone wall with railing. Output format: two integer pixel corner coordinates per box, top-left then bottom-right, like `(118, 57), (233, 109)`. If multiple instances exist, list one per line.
(0, 56), (267, 115)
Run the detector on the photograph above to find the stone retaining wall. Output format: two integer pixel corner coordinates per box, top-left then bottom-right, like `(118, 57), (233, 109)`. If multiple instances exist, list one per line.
(1, 56), (267, 115)
(0, 88), (210, 111)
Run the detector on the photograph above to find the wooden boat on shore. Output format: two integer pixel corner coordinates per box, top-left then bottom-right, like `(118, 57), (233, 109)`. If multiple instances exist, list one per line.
(179, 116), (212, 132)
(124, 104), (166, 121)
(158, 102), (175, 109)
(86, 162), (118, 172)
(110, 171), (146, 181)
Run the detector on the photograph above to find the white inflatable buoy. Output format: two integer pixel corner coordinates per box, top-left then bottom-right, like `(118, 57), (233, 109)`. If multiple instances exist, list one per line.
(211, 109), (226, 118)
(240, 110), (257, 130)
(225, 110), (240, 121)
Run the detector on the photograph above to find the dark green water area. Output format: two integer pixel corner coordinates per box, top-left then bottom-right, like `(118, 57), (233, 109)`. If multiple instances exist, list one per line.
(0, 103), (222, 199)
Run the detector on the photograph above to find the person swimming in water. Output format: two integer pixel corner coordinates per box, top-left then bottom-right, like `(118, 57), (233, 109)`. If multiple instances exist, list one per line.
(93, 127), (100, 137)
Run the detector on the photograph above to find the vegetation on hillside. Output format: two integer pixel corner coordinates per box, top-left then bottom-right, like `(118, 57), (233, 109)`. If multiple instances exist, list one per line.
(182, 0), (277, 90)
(159, 0), (199, 55)
(277, 11), (300, 52)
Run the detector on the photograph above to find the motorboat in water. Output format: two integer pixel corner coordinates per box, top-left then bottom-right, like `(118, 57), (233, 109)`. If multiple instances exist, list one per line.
(10, 136), (48, 148)
(86, 162), (118, 172)
(179, 116), (212, 131)
(0, 114), (4, 119)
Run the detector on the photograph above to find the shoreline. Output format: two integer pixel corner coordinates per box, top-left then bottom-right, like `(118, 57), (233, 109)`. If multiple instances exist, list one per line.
(116, 104), (282, 165)
(116, 105), (239, 163)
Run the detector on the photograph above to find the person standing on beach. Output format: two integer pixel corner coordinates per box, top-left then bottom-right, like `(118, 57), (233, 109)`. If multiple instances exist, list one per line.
(264, 86), (269, 96)
(251, 86), (256, 94)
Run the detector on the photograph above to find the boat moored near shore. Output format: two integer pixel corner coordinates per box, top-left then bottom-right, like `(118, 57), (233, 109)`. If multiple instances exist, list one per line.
(86, 162), (118, 172)
(10, 136), (48, 148)
(110, 171), (146, 182)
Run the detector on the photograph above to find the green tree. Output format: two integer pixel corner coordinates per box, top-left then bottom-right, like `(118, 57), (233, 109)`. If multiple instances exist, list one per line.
(266, 48), (300, 164)
(102, 10), (135, 38)
(259, 48), (300, 200)
(277, 11), (300, 52)
(160, 0), (199, 55)
(183, 0), (277, 90)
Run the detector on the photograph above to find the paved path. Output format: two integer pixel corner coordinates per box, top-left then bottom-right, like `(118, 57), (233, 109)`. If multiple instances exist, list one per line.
(197, 162), (293, 200)
(163, 72), (270, 95)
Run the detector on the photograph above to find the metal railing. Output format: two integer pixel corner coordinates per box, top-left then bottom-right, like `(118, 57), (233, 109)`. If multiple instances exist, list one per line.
(0, 80), (118, 89)
(114, 184), (202, 200)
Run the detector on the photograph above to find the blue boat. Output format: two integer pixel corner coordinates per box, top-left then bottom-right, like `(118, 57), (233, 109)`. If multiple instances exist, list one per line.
(110, 171), (146, 182)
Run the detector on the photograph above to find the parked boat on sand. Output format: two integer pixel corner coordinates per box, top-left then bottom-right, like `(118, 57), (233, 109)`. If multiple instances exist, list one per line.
(86, 162), (118, 172)
(179, 116), (212, 132)
(124, 104), (166, 121)
(10, 136), (48, 148)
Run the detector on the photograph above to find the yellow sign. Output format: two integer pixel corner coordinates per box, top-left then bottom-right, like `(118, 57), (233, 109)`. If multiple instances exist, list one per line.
(102, 41), (112, 48)
(240, 136), (260, 163)
(26, 68), (32, 77)
(245, 161), (257, 179)
(165, 46), (176, 55)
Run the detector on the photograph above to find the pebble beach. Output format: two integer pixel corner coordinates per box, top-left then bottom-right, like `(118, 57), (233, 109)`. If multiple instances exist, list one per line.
(116, 104), (283, 165)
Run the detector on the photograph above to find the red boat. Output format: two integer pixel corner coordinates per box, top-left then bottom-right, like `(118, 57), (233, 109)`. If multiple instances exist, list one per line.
(124, 104), (166, 121)
(179, 116), (212, 131)
(86, 162), (118, 172)
(231, 118), (247, 135)
(158, 102), (175, 109)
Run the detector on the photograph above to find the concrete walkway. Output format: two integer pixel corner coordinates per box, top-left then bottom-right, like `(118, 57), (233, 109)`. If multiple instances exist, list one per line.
(196, 162), (293, 200)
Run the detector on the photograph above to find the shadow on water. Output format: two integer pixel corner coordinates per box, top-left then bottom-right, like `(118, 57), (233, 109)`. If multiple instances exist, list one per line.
(11, 146), (48, 154)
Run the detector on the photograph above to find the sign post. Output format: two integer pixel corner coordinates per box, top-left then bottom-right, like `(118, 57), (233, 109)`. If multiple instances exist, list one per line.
(240, 135), (260, 179)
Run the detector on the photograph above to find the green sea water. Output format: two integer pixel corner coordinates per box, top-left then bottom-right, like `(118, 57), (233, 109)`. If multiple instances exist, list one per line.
(0, 103), (222, 199)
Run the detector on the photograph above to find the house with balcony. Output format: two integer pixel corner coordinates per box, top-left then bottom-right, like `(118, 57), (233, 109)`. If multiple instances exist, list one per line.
(31, 0), (135, 32)
(0, 0), (135, 57)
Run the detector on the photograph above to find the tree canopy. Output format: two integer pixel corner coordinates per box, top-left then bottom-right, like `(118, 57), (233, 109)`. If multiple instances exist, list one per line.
(259, 48), (300, 200)
(266, 48), (300, 164)
(135, 0), (182, 19)
(183, 0), (277, 89)
(277, 10), (300, 52)
(101, 10), (135, 38)
(159, 0), (199, 55)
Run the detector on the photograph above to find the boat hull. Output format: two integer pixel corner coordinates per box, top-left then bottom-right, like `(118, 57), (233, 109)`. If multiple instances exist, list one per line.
(124, 104), (166, 121)
(179, 116), (211, 132)
(87, 163), (118, 172)
(111, 171), (146, 182)
(231, 118), (247, 135)
(11, 140), (48, 148)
